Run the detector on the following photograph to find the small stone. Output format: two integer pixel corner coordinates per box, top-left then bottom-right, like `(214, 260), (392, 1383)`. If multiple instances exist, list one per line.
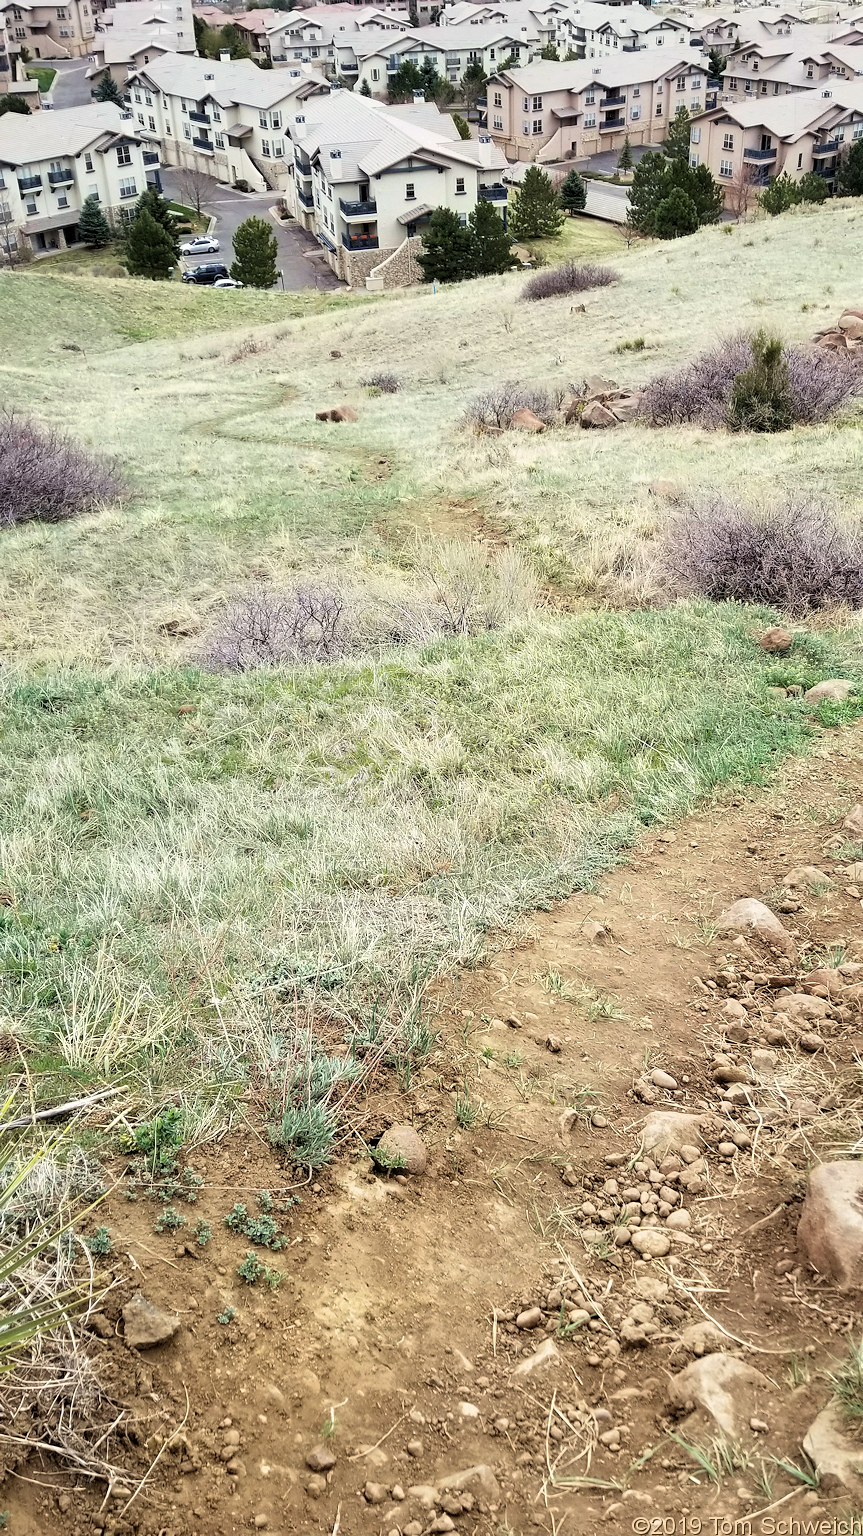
(631, 1229), (671, 1258)
(650, 1070), (678, 1090)
(254, 1517), (268, 1530)
(306, 1474), (327, 1498)
(429, 1517), (456, 1535)
(516, 1307), (544, 1329)
(799, 1032), (825, 1053)
(406, 1439), (423, 1458)
(804, 679), (854, 704)
(759, 627), (793, 654)
(716, 899), (796, 962)
(600, 1428), (621, 1446)
(305, 1444), (336, 1472)
(546, 1035), (562, 1054)
(375, 1124), (427, 1175)
(121, 1293), (181, 1350)
(798, 1161), (863, 1289)
(364, 1482), (388, 1505)
(666, 1209), (691, 1230)
(404, 1525), (423, 1536)
(511, 1338), (561, 1378)
(717, 1142), (737, 1157)
(459, 1402), (479, 1418)
(750, 1418), (769, 1433)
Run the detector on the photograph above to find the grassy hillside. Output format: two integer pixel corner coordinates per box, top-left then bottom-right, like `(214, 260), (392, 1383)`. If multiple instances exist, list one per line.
(2, 200), (863, 1128)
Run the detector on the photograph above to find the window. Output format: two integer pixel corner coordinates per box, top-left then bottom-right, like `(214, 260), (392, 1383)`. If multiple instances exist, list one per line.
(522, 96), (529, 111)
(184, 124), (191, 140)
(119, 177), (137, 198)
(532, 118), (542, 134)
(149, 116), (155, 131)
(585, 90), (594, 104)
(259, 111), (268, 127)
(719, 158), (733, 177)
(584, 112), (595, 127)
(271, 111), (281, 128)
(116, 145), (131, 166)
(632, 86), (640, 98)
(691, 126), (701, 144)
(137, 114), (144, 126)
(405, 181), (415, 198)
(458, 213), (467, 226)
(630, 104), (640, 121)
(691, 76), (701, 88)
(84, 153), (93, 172)
(493, 114), (503, 130)
(455, 175), (465, 193)
(261, 139), (271, 157)
(57, 194), (69, 208)
(371, 67), (379, 81)
(532, 94), (542, 109)
(522, 120), (530, 135)
(273, 140), (284, 157)
(493, 90), (501, 107)
(854, 123), (863, 139)
(797, 151), (803, 168)
(213, 109), (221, 122)
(25, 197), (37, 216)
(689, 153), (699, 167)
(676, 76), (686, 91)
(773, 82), (780, 94)
(134, 91), (142, 103)
(144, 92), (152, 106)
(722, 132), (734, 150)
(215, 132), (225, 149)
(727, 76), (737, 89)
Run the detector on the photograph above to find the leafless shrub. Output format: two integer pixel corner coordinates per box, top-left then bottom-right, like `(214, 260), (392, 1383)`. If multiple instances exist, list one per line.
(205, 584), (351, 671)
(641, 332), (862, 428)
(386, 543), (540, 640)
(0, 412), (125, 529)
(362, 371), (401, 394)
(463, 381), (560, 431)
(662, 496), (863, 613)
(227, 335), (271, 364)
(521, 262), (620, 303)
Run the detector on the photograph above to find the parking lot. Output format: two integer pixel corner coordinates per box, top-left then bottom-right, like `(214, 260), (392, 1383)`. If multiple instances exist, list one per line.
(161, 170), (342, 290)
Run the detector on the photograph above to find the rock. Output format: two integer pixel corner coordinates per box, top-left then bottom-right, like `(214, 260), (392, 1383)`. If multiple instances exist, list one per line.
(674, 1321), (725, 1357)
(608, 392), (641, 423)
(582, 919), (609, 944)
(804, 679), (854, 704)
(631, 1229), (671, 1259)
(713, 1064), (751, 1085)
(584, 374), (618, 396)
(716, 899), (796, 962)
(438, 1464), (501, 1502)
(406, 1438), (423, 1457)
(650, 1069), (678, 1090)
(783, 866), (833, 892)
(511, 1338), (561, 1378)
(580, 400), (618, 429)
(375, 1124), (427, 1175)
(122, 1294), (181, 1350)
(666, 1209), (691, 1230)
(306, 1444), (336, 1472)
(798, 1031), (826, 1053)
(511, 407), (546, 432)
(751, 1049), (778, 1072)
(803, 1405), (863, 1490)
(306, 1474), (327, 1498)
(798, 1161), (863, 1289)
(545, 1035), (562, 1054)
(666, 1354), (769, 1438)
(759, 627), (793, 654)
(844, 805), (863, 836)
(364, 1482), (388, 1504)
(642, 1111), (706, 1156)
(516, 1307), (543, 1329)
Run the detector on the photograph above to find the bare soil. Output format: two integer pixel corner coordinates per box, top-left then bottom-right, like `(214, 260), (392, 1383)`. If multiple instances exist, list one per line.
(8, 721), (863, 1536)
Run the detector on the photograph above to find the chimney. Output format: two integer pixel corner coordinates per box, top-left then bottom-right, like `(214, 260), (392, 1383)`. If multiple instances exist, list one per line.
(219, 48), (230, 62)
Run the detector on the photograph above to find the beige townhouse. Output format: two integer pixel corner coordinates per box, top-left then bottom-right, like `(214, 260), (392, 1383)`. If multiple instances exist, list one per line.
(346, 21), (536, 94)
(125, 48), (328, 190)
(689, 90), (863, 206)
(267, 5), (410, 76)
(95, 0), (194, 50)
(555, 1), (695, 62)
(486, 50), (707, 162)
(0, 100), (159, 257)
(286, 87), (507, 285)
(0, 0), (95, 57)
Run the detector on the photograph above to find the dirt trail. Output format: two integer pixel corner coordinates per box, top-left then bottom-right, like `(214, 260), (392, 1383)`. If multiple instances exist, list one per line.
(11, 721), (863, 1536)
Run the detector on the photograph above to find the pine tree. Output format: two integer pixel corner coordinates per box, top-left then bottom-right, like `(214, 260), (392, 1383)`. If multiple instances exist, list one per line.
(559, 168), (586, 214)
(652, 186), (699, 239)
(758, 172), (800, 216)
(77, 193), (112, 248)
(508, 165), (563, 240)
(0, 94), (30, 116)
(93, 71), (125, 105)
(452, 112), (471, 140)
(468, 197), (516, 275)
(539, 43), (559, 59)
(388, 60), (423, 101)
(617, 135), (633, 173)
(359, 78), (372, 96)
(124, 208), (176, 279)
(727, 329), (793, 433)
(707, 47), (727, 79)
(418, 57), (439, 97)
(231, 215), (278, 288)
(835, 140), (863, 197)
(798, 170), (828, 204)
(663, 105), (691, 166)
(461, 61), (486, 111)
(416, 206), (475, 283)
(628, 151), (722, 237)
(135, 186), (180, 257)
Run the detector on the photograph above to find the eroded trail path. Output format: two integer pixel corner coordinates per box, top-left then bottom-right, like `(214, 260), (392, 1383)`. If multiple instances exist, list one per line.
(14, 721), (863, 1536)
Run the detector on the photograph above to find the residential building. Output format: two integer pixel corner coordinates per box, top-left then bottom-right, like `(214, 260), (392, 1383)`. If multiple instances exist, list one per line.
(286, 87), (507, 284)
(266, 5), (410, 75)
(555, 2), (695, 61)
(343, 21), (538, 93)
(94, 0), (194, 51)
(690, 88), (863, 205)
(486, 51), (707, 161)
(0, 100), (159, 257)
(125, 48), (329, 190)
(0, 0), (95, 58)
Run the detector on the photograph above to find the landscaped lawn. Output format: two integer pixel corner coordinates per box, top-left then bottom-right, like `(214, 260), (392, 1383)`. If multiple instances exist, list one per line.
(26, 65), (56, 94)
(523, 211), (628, 265)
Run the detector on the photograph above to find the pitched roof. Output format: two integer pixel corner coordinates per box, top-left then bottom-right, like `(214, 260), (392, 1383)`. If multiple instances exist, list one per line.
(701, 92), (841, 138)
(493, 50), (701, 93)
(0, 102), (141, 165)
(128, 48), (327, 107)
(294, 86), (506, 177)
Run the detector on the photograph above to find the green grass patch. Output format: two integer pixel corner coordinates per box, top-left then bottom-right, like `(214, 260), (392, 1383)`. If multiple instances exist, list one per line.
(26, 66), (56, 93)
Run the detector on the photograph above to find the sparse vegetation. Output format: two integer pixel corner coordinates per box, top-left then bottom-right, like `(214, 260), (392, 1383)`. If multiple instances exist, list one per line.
(463, 380), (558, 428)
(521, 262), (619, 303)
(641, 331), (862, 429)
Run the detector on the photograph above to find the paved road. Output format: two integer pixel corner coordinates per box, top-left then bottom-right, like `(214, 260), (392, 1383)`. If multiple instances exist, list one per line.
(542, 163), (630, 223)
(48, 58), (93, 109)
(160, 168), (342, 290)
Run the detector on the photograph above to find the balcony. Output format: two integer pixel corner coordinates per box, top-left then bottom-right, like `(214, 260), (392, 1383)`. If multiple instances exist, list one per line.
(601, 94), (625, 107)
(599, 117), (625, 131)
(17, 174), (42, 191)
(743, 145), (777, 161)
(188, 109), (210, 125)
(47, 167), (73, 186)
(340, 196), (377, 217)
(342, 232), (379, 250)
(192, 135), (213, 151)
(813, 138), (839, 156)
(479, 183), (507, 201)
(143, 150), (160, 166)
(298, 187), (314, 207)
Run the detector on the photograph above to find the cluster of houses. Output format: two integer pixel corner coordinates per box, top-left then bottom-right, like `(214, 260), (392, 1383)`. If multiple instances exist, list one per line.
(2, 0), (863, 277)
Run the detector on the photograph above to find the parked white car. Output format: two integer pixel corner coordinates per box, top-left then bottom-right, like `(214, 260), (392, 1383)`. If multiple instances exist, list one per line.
(180, 235), (219, 256)
(213, 277), (243, 288)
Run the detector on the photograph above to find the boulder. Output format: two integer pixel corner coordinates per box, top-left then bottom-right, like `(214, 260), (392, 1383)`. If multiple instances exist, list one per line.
(511, 407), (546, 432)
(583, 374), (618, 396)
(316, 404), (358, 423)
(375, 1124), (427, 1175)
(580, 400), (618, 429)
(563, 399), (582, 425)
(642, 1110), (706, 1156)
(844, 805), (863, 836)
(716, 898), (796, 962)
(673, 1320), (726, 1357)
(122, 1293), (181, 1350)
(758, 626), (793, 654)
(803, 1405), (863, 1491)
(608, 393), (641, 423)
(798, 1160), (863, 1290)
(804, 679), (854, 703)
(783, 866), (833, 892)
(666, 1353), (769, 1439)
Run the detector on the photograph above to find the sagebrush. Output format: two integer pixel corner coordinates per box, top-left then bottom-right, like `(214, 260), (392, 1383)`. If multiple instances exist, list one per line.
(521, 262), (620, 303)
(0, 412), (124, 528)
(641, 332), (862, 429)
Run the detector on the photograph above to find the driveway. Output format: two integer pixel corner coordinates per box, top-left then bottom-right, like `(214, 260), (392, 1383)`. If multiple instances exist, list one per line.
(159, 168), (342, 291)
(48, 58), (93, 109)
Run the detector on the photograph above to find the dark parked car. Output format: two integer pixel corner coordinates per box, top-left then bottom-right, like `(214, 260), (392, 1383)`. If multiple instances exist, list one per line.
(181, 263), (230, 285)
